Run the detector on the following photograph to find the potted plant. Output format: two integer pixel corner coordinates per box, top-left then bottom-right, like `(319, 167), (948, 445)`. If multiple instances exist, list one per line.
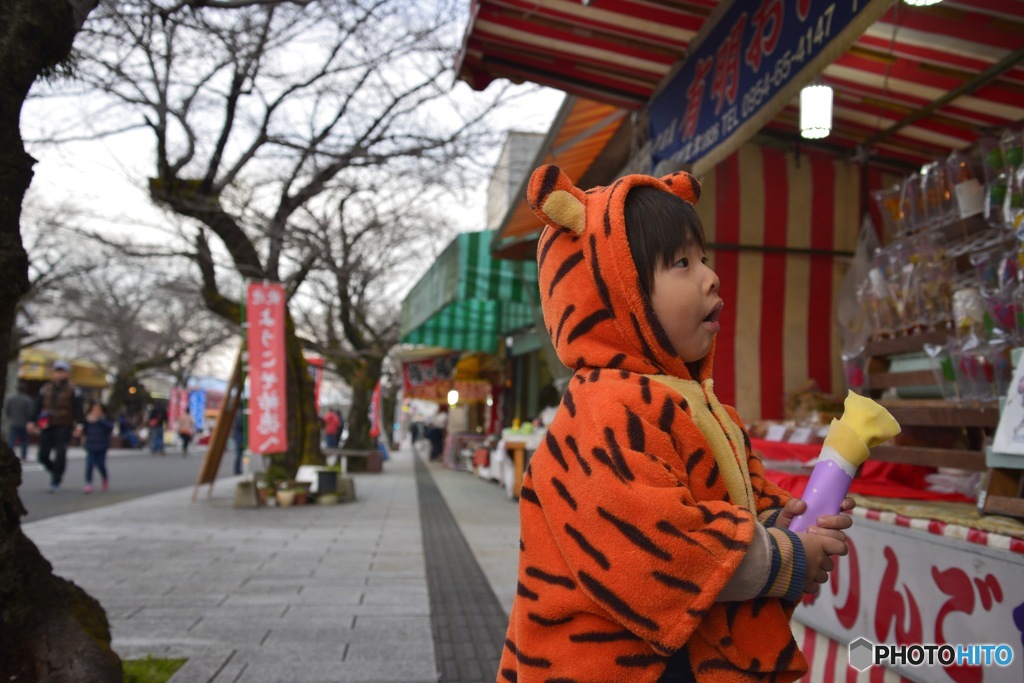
(276, 487), (296, 507)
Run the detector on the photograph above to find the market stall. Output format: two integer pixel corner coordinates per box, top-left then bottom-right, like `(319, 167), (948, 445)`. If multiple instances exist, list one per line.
(457, 1), (1024, 680)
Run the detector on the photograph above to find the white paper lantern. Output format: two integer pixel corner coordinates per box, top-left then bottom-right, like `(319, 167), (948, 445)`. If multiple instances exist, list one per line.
(800, 83), (833, 140)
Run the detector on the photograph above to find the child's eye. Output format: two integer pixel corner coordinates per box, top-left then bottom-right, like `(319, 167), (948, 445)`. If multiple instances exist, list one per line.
(676, 257), (689, 268)
(701, 256), (709, 265)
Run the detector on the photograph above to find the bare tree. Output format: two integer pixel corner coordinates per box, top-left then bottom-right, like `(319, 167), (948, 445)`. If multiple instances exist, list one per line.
(46, 262), (235, 416)
(294, 181), (452, 448)
(45, 0), (513, 474)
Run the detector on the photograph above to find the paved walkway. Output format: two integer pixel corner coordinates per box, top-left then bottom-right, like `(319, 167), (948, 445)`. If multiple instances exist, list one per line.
(21, 444), (520, 682)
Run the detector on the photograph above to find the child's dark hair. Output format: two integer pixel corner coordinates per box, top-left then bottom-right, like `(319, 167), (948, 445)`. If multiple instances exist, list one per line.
(625, 185), (707, 298)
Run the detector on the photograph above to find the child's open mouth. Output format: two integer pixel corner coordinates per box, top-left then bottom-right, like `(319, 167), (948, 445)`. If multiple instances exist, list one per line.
(703, 303), (723, 323)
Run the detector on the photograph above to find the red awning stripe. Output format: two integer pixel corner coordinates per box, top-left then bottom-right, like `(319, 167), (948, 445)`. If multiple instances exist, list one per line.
(481, 0), (698, 50)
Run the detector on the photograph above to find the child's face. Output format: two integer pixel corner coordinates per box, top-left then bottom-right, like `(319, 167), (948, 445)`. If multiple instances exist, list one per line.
(649, 242), (722, 364)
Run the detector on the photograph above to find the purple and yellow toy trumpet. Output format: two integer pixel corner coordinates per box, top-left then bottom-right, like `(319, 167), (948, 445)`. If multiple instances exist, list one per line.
(789, 391), (901, 533)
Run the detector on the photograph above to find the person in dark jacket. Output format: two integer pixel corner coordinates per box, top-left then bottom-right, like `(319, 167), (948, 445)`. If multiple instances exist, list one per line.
(4, 381), (34, 461)
(82, 402), (113, 493)
(31, 360), (85, 492)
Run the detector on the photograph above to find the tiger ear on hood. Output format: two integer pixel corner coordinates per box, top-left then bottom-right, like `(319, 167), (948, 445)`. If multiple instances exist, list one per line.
(659, 170), (702, 206)
(528, 164), (588, 236)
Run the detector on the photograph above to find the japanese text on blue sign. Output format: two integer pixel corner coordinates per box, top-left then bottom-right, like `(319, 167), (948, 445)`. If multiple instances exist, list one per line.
(649, 0), (876, 171)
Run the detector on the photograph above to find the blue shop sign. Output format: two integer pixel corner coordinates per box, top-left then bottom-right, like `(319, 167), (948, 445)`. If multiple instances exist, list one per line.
(649, 0), (891, 175)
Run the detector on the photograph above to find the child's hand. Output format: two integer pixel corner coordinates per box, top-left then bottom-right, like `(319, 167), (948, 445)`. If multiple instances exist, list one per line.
(796, 530), (848, 594)
(775, 497), (856, 542)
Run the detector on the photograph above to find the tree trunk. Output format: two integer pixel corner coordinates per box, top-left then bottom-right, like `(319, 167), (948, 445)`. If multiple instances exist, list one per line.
(1, 3), (121, 680)
(282, 313), (321, 473)
(343, 356), (383, 453)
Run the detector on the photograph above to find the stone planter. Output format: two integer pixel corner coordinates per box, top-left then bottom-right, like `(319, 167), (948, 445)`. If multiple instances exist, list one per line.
(276, 490), (296, 507)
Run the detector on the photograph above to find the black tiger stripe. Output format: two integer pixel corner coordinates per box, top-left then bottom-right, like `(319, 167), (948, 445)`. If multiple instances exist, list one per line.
(554, 304), (576, 346)
(591, 447), (625, 482)
(607, 353), (626, 368)
(520, 539), (525, 551)
(545, 431), (569, 472)
(751, 596), (768, 618)
(564, 523), (610, 570)
(539, 164), (561, 204)
(697, 506), (748, 525)
(527, 613), (574, 627)
(566, 308), (614, 344)
(518, 581), (540, 600)
(569, 629), (639, 643)
(526, 566), (576, 590)
(537, 228), (559, 268)
(659, 396), (675, 435)
(615, 654), (664, 668)
(563, 387), (576, 417)
(505, 638), (552, 668)
(589, 368), (601, 382)
(743, 432), (752, 452)
(642, 298), (678, 356)
(499, 667), (517, 682)
(629, 312), (665, 372)
(577, 571), (659, 631)
(564, 436), (591, 476)
(687, 608), (708, 619)
(679, 398), (689, 412)
(548, 251), (585, 296)
(656, 521), (705, 548)
(626, 407), (645, 453)
(603, 428), (635, 481)
(639, 376), (652, 404)
(619, 369), (630, 379)
(775, 637), (798, 672)
(519, 486), (540, 505)
(725, 602), (743, 629)
(696, 658), (745, 674)
(719, 636), (733, 647)
(598, 507), (671, 561)
(685, 448), (705, 476)
(550, 476), (577, 510)
(588, 234), (613, 311)
(697, 527), (749, 551)
(652, 570), (701, 593)
(603, 200), (613, 237)
(705, 462), (720, 489)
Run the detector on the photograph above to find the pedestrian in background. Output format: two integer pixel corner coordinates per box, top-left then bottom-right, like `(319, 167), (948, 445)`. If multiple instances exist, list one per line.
(117, 410), (139, 449)
(4, 381), (34, 462)
(147, 403), (167, 455)
(82, 402), (113, 493)
(176, 408), (195, 456)
(323, 409), (341, 449)
(232, 408), (246, 475)
(31, 360), (84, 492)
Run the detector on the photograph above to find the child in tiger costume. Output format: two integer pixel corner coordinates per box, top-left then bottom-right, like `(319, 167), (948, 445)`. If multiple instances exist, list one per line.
(499, 165), (853, 682)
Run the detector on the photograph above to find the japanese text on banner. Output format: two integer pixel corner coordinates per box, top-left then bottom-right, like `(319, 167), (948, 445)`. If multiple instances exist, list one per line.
(246, 283), (288, 454)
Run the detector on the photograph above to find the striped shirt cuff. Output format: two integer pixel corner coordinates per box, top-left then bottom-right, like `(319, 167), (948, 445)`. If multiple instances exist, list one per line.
(761, 528), (806, 604)
(759, 507), (784, 528)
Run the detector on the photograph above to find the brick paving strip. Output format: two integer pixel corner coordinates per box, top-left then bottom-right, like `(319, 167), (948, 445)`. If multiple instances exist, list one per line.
(415, 455), (508, 682)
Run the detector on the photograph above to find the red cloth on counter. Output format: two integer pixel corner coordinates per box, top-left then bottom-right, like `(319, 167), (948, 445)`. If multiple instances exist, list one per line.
(751, 438), (974, 503)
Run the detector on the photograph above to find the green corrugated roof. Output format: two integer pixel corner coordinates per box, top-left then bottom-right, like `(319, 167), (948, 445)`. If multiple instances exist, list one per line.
(400, 230), (538, 354)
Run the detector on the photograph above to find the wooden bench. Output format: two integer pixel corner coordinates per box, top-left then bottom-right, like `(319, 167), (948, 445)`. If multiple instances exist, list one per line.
(323, 447), (383, 474)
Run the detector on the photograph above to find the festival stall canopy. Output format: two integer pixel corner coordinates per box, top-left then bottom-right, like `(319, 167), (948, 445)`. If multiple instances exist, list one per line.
(458, 0), (1024, 169)
(400, 230), (538, 354)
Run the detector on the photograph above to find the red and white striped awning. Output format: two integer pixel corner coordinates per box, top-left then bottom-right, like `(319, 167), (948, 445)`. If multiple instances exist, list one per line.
(457, 0), (1024, 167)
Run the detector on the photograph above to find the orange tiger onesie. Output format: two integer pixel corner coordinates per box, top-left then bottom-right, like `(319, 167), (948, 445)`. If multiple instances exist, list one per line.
(498, 165), (808, 683)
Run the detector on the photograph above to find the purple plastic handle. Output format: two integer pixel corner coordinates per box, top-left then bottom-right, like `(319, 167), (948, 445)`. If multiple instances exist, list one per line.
(788, 459), (853, 533)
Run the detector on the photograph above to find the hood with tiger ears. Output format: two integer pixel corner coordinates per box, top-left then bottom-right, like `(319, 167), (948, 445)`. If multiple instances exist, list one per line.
(531, 164), (713, 382)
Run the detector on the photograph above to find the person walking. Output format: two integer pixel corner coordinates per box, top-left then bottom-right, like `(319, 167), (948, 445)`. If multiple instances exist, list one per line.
(175, 408), (195, 456)
(4, 381), (35, 462)
(147, 404), (167, 455)
(30, 360), (84, 492)
(232, 408), (246, 475)
(82, 402), (113, 493)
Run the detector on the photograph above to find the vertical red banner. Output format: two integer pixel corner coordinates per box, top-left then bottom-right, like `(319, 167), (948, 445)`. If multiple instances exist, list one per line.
(246, 282), (288, 454)
(369, 380), (382, 439)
